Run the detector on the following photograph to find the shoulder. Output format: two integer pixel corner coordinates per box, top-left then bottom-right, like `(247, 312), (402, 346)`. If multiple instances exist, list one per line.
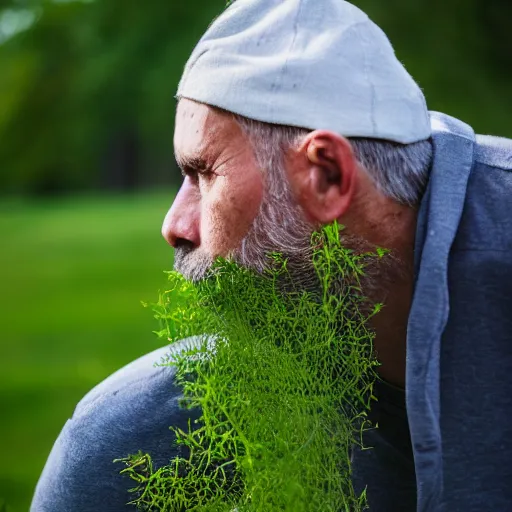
(76, 336), (200, 415)
(451, 133), (512, 253)
(31, 337), (202, 512)
(429, 112), (512, 172)
(475, 134), (512, 171)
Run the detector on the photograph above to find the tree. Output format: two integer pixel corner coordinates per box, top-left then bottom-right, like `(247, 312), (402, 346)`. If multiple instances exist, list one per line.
(1, 0), (511, 195)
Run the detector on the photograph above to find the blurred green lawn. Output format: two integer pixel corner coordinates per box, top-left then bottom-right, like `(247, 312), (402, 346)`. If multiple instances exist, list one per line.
(0, 190), (176, 512)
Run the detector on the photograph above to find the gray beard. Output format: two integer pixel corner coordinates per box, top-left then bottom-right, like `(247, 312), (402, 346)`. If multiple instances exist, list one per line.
(173, 167), (315, 287)
(173, 243), (214, 283)
(173, 173), (402, 306)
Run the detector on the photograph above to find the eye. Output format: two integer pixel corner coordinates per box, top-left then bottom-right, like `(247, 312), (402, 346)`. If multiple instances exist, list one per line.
(178, 156), (217, 187)
(181, 166), (200, 184)
(182, 168), (215, 188)
(197, 168), (215, 180)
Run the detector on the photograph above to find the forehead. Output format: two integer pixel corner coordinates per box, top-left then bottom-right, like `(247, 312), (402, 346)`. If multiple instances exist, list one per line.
(174, 99), (246, 165)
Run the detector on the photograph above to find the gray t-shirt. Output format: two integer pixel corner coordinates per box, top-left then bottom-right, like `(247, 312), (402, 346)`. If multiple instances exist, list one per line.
(31, 112), (512, 511)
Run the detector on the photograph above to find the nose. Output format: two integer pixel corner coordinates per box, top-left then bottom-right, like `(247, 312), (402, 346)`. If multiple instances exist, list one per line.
(161, 179), (200, 248)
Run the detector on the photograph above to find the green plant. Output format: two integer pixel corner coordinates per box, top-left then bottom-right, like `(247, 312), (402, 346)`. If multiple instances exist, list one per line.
(117, 222), (382, 511)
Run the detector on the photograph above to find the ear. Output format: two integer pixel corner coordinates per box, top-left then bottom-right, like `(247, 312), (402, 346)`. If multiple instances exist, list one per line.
(290, 130), (358, 225)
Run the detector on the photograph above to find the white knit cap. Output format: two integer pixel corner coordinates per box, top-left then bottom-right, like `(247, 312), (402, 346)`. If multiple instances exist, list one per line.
(177, 0), (431, 144)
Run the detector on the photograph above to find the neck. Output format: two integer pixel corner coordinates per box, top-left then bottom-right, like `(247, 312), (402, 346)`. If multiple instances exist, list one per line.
(370, 278), (414, 388)
(344, 187), (418, 388)
(372, 205), (417, 389)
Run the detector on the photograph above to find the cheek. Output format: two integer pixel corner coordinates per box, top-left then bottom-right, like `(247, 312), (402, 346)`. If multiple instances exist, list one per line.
(201, 174), (263, 255)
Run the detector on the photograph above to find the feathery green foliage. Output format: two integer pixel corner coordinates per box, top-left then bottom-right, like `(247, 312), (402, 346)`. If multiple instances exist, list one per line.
(117, 223), (382, 511)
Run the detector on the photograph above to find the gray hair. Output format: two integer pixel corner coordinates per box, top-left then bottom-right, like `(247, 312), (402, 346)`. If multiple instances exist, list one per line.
(233, 114), (433, 207)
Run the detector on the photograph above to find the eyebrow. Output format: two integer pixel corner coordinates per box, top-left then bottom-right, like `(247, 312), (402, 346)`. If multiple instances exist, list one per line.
(175, 153), (211, 176)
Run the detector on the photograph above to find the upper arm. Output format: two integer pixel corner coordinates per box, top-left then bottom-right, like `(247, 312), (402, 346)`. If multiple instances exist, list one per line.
(31, 342), (201, 512)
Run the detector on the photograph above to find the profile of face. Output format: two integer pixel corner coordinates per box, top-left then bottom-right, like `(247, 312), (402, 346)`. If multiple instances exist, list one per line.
(162, 100), (309, 281)
(163, 99), (385, 297)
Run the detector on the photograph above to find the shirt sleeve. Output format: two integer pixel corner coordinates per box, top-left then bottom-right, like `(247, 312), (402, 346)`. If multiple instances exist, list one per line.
(30, 340), (201, 512)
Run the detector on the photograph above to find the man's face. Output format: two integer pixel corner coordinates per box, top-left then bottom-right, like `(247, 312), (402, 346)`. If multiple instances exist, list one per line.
(164, 99), (394, 305)
(163, 99), (315, 282)
(165, 100), (409, 387)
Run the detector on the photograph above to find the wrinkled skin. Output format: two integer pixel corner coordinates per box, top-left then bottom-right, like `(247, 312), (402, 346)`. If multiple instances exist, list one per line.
(163, 100), (265, 281)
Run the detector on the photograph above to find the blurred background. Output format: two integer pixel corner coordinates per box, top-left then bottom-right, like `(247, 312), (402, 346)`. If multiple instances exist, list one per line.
(0, 0), (511, 510)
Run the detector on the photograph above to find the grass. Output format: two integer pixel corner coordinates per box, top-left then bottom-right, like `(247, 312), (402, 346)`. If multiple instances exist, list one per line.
(0, 190), (176, 512)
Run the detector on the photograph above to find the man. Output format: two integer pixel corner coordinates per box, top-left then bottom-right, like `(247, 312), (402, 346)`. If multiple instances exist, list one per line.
(32, 0), (512, 511)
